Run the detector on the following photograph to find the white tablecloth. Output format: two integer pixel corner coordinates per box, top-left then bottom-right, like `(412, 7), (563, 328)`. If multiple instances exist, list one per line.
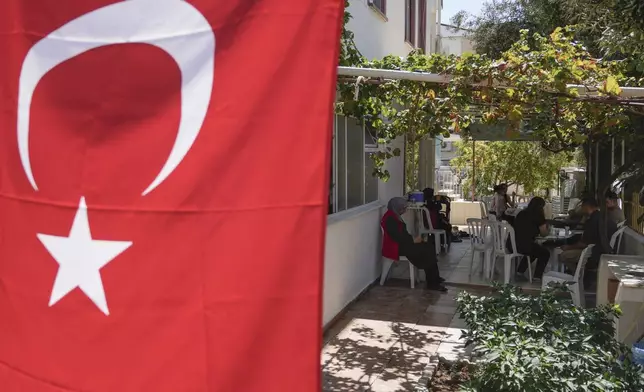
(597, 254), (644, 346)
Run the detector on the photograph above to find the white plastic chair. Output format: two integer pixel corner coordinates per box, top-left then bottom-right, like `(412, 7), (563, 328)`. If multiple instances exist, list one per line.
(380, 227), (420, 288)
(490, 221), (531, 284)
(541, 245), (594, 308)
(466, 218), (494, 277)
(611, 225), (627, 254)
(617, 220), (626, 228)
(418, 207), (447, 255)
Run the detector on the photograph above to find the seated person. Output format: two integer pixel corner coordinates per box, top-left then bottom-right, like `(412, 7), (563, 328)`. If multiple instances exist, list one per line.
(567, 192), (594, 229)
(381, 197), (447, 292)
(513, 197), (550, 281)
(560, 197), (617, 272)
(422, 188), (452, 248)
(605, 191), (626, 225)
(490, 183), (515, 225)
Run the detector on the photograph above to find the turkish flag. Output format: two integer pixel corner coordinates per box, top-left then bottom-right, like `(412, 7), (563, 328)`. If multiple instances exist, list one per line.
(0, 1), (343, 391)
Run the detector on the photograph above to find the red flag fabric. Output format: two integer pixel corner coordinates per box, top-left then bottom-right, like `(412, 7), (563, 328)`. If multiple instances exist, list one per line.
(0, 1), (343, 391)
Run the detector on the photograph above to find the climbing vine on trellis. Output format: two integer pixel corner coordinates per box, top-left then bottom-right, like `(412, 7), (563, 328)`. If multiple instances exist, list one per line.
(337, 16), (644, 179)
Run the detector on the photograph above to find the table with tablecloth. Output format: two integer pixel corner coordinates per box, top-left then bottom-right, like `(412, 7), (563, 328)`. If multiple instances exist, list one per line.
(597, 254), (644, 346)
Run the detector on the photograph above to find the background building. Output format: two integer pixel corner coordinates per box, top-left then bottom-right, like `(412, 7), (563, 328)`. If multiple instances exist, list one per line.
(325, 0), (442, 326)
(439, 23), (475, 56)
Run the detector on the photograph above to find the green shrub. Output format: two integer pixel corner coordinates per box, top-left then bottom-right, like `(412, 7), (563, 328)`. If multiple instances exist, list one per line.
(456, 284), (644, 392)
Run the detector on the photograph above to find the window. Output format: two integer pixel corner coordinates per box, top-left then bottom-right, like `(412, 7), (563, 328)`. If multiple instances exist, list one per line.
(369, 0), (386, 15)
(329, 115), (380, 214)
(364, 125), (379, 204)
(346, 118), (364, 209)
(405, 0), (416, 45)
(418, 0), (427, 52)
(335, 115), (347, 212)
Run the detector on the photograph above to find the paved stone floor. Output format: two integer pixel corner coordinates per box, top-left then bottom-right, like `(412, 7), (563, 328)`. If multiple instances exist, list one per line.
(444, 241), (543, 292)
(321, 241), (483, 392)
(383, 240), (542, 291)
(321, 240), (597, 391)
(321, 284), (476, 392)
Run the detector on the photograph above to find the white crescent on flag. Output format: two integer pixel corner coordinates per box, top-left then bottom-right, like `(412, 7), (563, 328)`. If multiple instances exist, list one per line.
(17, 0), (215, 195)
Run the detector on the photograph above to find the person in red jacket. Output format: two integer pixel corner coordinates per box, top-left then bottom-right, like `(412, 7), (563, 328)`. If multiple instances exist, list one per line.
(381, 197), (447, 292)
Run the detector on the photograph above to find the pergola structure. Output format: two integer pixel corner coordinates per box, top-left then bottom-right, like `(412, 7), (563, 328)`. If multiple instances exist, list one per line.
(337, 66), (644, 97)
(336, 66), (644, 201)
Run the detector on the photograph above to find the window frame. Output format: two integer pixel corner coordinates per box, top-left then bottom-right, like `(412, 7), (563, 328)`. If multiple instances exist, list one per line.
(418, 0), (427, 52)
(369, 0), (387, 15)
(405, 0), (416, 46)
(329, 115), (380, 215)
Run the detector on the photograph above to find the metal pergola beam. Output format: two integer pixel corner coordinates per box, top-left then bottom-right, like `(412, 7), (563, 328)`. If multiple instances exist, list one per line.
(337, 66), (644, 98)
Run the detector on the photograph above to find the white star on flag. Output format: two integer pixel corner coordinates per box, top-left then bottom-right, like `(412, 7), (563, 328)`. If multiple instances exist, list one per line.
(37, 197), (132, 315)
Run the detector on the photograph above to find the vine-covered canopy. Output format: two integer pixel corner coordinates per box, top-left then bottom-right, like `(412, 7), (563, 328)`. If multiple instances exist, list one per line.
(337, 25), (644, 179)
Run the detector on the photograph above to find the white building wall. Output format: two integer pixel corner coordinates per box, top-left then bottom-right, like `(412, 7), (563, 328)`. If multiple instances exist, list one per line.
(439, 24), (474, 56)
(347, 0), (442, 59)
(323, 1), (440, 327)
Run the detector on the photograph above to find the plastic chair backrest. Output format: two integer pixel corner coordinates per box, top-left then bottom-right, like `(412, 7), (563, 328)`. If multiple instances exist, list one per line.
(467, 218), (490, 247)
(494, 221), (518, 254)
(617, 220), (626, 228)
(421, 207), (436, 231)
(610, 225), (627, 253)
(573, 244), (595, 282)
(491, 221), (517, 255)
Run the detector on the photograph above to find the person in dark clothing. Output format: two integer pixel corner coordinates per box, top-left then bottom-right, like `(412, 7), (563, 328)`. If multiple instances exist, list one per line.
(560, 197), (617, 271)
(513, 197), (550, 281)
(381, 197), (447, 292)
(422, 188), (453, 249)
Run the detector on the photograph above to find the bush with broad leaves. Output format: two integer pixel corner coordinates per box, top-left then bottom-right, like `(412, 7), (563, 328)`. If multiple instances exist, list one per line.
(456, 284), (644, 391)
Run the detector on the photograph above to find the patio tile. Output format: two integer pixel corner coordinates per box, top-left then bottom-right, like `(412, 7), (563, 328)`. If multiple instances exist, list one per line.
(424, 304), (458, 315)
(436, 341), (471, 363)
(449, 315), (468, 330)
(417, 312), (454, 327)
(325, 346), (390, 373)
(426, 293), (457, 305)
(324, 315), (355, 343)
(441, 327), (467, 344)
(392, 308), (425, 324)
(322, 264), (495, 392)
(370, 358), (427, 392)
(322, 357), (386, 391)
(358, 311), (415, 324)
(392, 339), (440, 358)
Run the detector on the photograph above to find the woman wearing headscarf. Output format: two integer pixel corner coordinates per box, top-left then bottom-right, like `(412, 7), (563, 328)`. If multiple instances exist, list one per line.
(422, 188), (452, 249)
(512, 196), (550, 281)
(381, 197), (447, 292)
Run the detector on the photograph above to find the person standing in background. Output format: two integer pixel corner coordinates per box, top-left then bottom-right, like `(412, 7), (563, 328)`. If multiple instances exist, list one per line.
(490, 183), (515, 224)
